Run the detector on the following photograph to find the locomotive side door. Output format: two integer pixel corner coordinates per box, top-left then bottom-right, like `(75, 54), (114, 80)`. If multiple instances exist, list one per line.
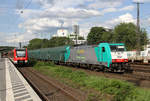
(101, 47), (106, 61)
(100, 46), (108, 66)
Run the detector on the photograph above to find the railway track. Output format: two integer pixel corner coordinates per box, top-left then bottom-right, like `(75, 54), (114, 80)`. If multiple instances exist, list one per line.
(133, 68), (150, 73)
(130, 62), (150, 65)
(19, 67), (83, 101)
(131, 63), (150, 70)
(123, 72), (150, 80)
(131, 64), (150, 73)
(126, 64), (150, 81)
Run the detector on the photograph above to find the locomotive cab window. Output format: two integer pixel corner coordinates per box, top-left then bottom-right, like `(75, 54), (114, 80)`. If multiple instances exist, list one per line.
(102, 47), (105, 52)
(110, 45), (125, 52)
(16, 50), (26, 57)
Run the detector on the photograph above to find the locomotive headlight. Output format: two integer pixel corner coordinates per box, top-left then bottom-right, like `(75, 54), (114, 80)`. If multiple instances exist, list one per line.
(124, 59), (128, 62)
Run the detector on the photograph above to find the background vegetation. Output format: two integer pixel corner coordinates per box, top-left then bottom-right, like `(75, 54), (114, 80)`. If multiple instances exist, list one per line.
(87, 23), (148, 50)
(25, 22), (148, 51)
(26, 37), (74, 50)
(0, 46), (15, 53)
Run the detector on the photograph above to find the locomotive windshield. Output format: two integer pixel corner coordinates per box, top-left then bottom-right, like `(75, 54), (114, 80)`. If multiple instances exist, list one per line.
(16, 50), (26, 57)
(110, 45), (125, 52)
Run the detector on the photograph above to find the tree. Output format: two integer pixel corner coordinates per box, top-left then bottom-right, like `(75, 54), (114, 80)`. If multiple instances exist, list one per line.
(27, 38), (43, 50)
(140, 29), (148, 49)
(49, 37), (74, 47)
(78, 36), (85, 40)
(101, 31), (113, 42)
(113, 23), (148, 50)
(41, 39), (49, 48)
(87, 27), (113, 44)
(27, 37), (74, 50)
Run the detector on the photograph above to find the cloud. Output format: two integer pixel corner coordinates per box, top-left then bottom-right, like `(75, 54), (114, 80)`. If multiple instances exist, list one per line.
(133, 0), (150, 2)
(18, 7), (101, 36)
(148, 18), (150, 22)
(32, 0), (89, 9)
(88, 0), (123, 9)
(79, 13), (136, 37)
(19, 18), (63, 34)
(101, 8), (117, 14)
(101, 5), (135, 14)
(119, 5), (135, 11)
(0, 32), (33, 46)
(32, 0), (124, 9)
(5, 32), (36, 47)
(19, 7), (101, 19)
(14, 0), (137, 44)
(141, 17), (150, 28)
(0, 32), (8, 46)
(18, 0), (134, 38)
(104, 13), (135, 28)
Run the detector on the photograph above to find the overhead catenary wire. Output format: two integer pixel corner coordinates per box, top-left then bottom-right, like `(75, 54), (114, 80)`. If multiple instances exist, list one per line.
(6, 0), (33, 47)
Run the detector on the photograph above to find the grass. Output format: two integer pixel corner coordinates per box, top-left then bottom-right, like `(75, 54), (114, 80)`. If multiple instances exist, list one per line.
(33, 61), (150, 101)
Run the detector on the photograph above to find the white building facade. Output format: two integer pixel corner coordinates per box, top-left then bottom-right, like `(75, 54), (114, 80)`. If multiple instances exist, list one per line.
(53, 29), (69, 37)
(52, 29), (86, 45)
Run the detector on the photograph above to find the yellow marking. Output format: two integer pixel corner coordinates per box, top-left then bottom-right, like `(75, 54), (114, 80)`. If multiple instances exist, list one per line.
(77, 49), (85, 54)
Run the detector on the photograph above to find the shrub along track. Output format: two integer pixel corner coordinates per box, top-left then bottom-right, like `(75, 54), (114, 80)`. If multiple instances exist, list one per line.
(58, 64), (150, 88)
(18, 67), (86, 101)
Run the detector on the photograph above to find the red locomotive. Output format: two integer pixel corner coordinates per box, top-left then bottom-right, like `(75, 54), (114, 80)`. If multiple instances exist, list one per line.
(8, 48), (28, 64)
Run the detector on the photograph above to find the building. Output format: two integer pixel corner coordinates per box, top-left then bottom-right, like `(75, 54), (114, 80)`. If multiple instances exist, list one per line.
(52, 29), (69, 37)
(69, 33), (86, 44)
(52, 28), (86, 45)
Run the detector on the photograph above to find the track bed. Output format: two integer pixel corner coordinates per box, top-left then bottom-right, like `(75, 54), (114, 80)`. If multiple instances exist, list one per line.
(19, 67), (85, 101)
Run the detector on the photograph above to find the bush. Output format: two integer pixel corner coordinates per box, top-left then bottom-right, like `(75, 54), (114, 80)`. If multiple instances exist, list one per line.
(33, 61), (150, 101)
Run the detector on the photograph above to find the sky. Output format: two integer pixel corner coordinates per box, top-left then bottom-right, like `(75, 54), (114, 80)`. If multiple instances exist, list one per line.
(0, 0), (150, 46)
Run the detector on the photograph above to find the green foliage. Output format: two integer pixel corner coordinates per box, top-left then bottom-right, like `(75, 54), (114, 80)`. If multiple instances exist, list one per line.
(33, 61), (150, 101)
(33, 61), (55, 67)
(26, 23), (148, 51)
(0, 46), (15, 48)
(28, 59), (37, 66)
(48, 37), (73, 47)
(0, 46), (15, 52)
(78, 36), (85, 40)
(41, 39), (49, 48)
(27, 38), (43, 50)
(87, 27), (113, 44)
(27, 37), (74, 50)
(113, 23), (148, 50)
(87, 23), (148, 50)
(140, 29), (148, 50)
(87, 93), (100, 101)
